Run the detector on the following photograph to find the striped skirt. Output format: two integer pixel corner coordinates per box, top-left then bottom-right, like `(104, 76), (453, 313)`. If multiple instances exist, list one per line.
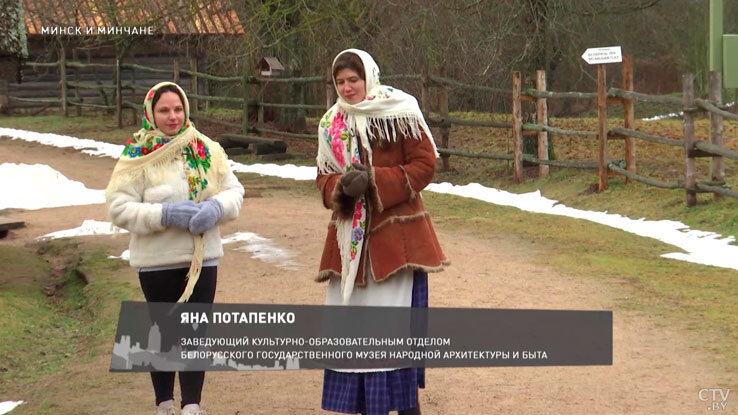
(321, 271), (428, 415)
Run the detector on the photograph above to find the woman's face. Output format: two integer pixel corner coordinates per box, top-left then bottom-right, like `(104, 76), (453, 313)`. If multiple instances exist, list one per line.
(335, 68), (366, 105)
(153, 91), (185, 136)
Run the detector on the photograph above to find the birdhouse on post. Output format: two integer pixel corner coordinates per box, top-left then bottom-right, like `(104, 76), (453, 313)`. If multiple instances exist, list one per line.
(258, 57), (285, 77)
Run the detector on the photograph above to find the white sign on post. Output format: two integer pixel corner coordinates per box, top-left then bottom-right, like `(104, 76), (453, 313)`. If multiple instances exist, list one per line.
(581, 46), (622, 65)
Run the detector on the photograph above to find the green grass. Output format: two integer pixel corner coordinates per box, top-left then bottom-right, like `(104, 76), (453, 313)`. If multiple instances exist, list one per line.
(0, 245), (68, 386)
(500, 167), (738, 241)
(421, 190), (738, 373)
(0, 240), (137, 393)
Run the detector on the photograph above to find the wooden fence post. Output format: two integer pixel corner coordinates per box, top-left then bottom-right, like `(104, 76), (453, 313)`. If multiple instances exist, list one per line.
(0, 79), (8, 113)
(439, 83), (450, 171)
(203, 58), (210, 112)
(682, 73), (697, 207)
(325, 67), (333, 110)
(298, 76), (307, 129)
(190, 58), (198, 114)
(597, 64), (608, 192)
(130, 55), (138, 126)
(242, 69), (250, 135)
(420, 70), (429, 115)
(535, 70), (549, 178)
(173, 59), (179, 83)
(622, 54), (636, 183)
(512, 71), (523, 183)
(72, 48), (81, 116)
(116, 58), (122, 128)
(59, 46), (68, 117)
(709, 70), (724, 198)
(258, 80), (265, 129)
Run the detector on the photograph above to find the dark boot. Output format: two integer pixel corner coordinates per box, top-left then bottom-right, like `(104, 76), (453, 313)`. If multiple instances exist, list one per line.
(398, 406), (420, 415)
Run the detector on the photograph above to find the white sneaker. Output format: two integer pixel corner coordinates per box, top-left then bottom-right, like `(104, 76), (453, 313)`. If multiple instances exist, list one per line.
(181, 403), (206, 415)
(157, 400), (176, 415)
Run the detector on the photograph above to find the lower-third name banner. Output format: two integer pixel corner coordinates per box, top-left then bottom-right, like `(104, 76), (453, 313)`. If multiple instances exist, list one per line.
(110, 302), (612, 372)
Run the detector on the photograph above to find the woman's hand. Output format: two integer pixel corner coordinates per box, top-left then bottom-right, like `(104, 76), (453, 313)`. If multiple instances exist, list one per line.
(339, 162), (369, 197)
(188, 198), (224, 234)
(161, 201), (200, 229)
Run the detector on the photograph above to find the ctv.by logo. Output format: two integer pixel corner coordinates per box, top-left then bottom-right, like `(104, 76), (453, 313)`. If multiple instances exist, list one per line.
(699, 388), (730, 411)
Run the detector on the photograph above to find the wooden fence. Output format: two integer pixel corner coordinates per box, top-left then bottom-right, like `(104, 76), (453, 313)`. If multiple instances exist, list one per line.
(2, 54), (737, 207)
(515, 61), (738, 207)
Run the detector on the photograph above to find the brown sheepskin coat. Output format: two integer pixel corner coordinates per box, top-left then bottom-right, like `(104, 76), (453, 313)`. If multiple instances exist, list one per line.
(316, 132), (448, 286)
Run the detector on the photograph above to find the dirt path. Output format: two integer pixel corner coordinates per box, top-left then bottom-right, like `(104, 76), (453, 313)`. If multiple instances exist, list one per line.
(0, 137), (734, 414)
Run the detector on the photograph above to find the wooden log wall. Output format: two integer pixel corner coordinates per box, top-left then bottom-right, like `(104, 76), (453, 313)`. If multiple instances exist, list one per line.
(3, 53), (206, 111)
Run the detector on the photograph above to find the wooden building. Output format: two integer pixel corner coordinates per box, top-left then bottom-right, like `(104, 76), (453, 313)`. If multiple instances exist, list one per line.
(1, 0), (245, 113)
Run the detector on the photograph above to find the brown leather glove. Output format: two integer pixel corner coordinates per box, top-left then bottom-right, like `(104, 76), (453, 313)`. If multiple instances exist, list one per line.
(339, 162), (369, 197)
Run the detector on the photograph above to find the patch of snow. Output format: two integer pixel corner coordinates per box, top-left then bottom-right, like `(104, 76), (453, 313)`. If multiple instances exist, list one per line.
(0, 163), (104, 210)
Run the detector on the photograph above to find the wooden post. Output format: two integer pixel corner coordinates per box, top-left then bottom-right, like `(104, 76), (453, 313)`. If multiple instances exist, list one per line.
(130, 54), (136, 91)
(420, 70), (429, 115)
(173, 59), (179, 83)
(325, 67), (334, 110)
(242, 69), (249, 135)
(258, 80), (265, 129)
(190, 58), (198, 114)
(535, 70), (549, 178)
(0, 79), (9, 113)
(85, 48), (98, 102)
(439, 83), (450, 171)
(512, 71), (523, 183)
(203, 57), (210, 112)
(72, 48), (81, 116)
(130, 56), (137, 126)
(597, 64), (608, 192)
(297, 75), (307, 130)
(709, 70), (724, 198)
(682, 73), (697, 207)
(116, 58), (122, 128)
(622, 54), (636, 183)
(59, 46), (68, 117)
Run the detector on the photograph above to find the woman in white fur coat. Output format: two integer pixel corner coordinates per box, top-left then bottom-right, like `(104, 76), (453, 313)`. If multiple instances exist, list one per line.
(105, 81), (244, 415)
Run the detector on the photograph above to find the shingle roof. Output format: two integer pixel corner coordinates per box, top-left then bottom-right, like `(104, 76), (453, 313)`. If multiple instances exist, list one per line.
(24, 0), (245, 35)
(260, 57), (285, 71)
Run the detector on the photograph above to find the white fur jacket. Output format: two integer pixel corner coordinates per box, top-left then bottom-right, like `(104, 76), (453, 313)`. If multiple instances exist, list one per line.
(106, 157), (244, 268)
